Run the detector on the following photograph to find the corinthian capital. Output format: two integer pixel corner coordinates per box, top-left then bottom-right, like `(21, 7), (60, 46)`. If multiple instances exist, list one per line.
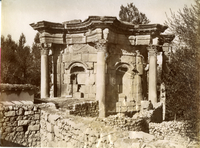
(147, 45), (157, 57)
(41, 43), (52, 55)
(95, 39), (107, 52)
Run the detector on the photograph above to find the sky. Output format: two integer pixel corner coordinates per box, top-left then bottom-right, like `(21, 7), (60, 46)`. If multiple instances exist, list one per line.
(1, 0), (195, 46)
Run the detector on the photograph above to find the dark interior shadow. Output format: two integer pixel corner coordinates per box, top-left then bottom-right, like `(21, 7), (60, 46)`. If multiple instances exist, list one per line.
(1, 139), (26, 147)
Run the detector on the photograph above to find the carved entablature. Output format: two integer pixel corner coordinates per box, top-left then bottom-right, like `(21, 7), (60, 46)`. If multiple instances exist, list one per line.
(30, 16), (170, 46)
(64, 44), (97, 54)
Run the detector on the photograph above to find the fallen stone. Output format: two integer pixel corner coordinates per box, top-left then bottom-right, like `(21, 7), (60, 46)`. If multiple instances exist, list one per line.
(47, 132), (55, 141)
(34, 114), (40, 120)
(16, 126), (24, 132)
(128, 131), (155, 142)
(24, 111), (34, 115)
(28, 125), (40, 131)
(18, 120), (31, 126)
(54, 125), (61, 138)
(17, 108), (24, 115)
(48, 114), (60, 123)
(46, 122), (54, 133)
(4, 111), (16, 117)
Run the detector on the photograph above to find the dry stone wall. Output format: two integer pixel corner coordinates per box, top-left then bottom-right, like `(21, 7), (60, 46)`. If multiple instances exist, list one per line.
(0, 104), (41, 147)
(149, 120), (200, 141)
(67, 101), (99, 117)
(39, 107), (157, 148)
(96, 115), (149, 132)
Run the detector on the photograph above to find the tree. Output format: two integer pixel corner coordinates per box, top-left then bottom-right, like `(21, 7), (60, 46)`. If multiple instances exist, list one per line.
(16, 33), (33, 84)
(1, 33), (40, 86)
(119, 3), (150, 25)
(30, 32), (41, 87)
(1, 35), (19, 83)
(163, 0), (200, 120)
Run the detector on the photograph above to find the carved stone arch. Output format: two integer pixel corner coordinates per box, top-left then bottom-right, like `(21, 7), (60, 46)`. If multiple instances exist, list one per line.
(65, 61), (92, 72)
(115, 62), (131, 72)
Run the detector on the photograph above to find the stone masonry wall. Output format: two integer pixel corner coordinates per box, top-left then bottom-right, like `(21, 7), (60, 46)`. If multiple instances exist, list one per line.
(96, 115), (149, 132)
(0, 104), (41, 147)
(149, 120), (200, 141)
(40, 106), (155, 148)
(67, 101), (99, 117)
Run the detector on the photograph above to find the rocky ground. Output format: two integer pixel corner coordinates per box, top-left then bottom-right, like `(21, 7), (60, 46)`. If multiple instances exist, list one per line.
(23, 98), (200, 147)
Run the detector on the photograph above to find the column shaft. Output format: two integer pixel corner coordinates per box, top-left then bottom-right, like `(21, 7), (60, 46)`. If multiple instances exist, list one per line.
(96, 51), (106, 117)
(148, 47), (157, 106)
(41, 53), (49, 98)
(135, 52), (144, 110)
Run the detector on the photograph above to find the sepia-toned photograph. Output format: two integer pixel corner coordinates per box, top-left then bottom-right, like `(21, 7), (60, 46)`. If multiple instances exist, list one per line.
(1, 0), (200, 147)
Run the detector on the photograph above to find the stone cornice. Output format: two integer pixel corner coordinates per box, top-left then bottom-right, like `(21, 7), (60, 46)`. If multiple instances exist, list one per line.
(30, 16), (168, 35)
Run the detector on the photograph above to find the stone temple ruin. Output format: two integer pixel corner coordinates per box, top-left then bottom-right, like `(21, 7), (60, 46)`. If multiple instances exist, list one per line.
(3, 16), (199, 148)
(30, 16), (174, 117)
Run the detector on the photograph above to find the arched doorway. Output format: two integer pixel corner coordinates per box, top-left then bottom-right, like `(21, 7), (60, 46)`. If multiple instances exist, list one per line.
(116, 64), (134, 102)
(69, 64), (86, 98)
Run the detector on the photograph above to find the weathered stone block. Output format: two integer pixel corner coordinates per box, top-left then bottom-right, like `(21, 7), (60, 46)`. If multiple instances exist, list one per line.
(47, 132), (55, 141)
(127, 106), (135, 112)
(18, 120), (31, 126)
(24, 111), (34, 115)
(84, 85), (90, 94)
(17, 108), (24, 115)
(88, 54), (97, 62)
(47, 122), (54, 133)
(28, 125), (40, 131)
(121, 106), (128, 112)
(73, 92), (82, 99)
(48, 114), (60, 123)
(64, 74), (70, 84)
(72, 53), (82, 61)
(5, 127), (13, 133)
(88, 94), (95, 99)
(33, 106), (38, 111)
(62, 54), (71, 62)
(82, 54), (89, 61)
(77, 73), (87, 84)
(89, 85), (96, 93)
(85, 74), (95, 85)
(4, 111), (15, 117)
(125, 102), (136, 106)
(84, 93), (89, 99)
(34, 114), (40, 120)
(16, 126), (24, 132)
(116, 102), (122, 107)
(54, 125), (61, 138)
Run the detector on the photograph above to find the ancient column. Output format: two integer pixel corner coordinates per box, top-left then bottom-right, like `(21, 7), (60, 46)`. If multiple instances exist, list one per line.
(49, 49), (54, 98)
(96, 39), (107, 117)
(147, 45), (157, 106)
(41, 43), (50, 98)
(135, 50), (144, 110)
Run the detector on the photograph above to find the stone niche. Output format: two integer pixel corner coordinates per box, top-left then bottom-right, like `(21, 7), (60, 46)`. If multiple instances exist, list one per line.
(30, 16), (174, 116)
(61, 44), (97, 99)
